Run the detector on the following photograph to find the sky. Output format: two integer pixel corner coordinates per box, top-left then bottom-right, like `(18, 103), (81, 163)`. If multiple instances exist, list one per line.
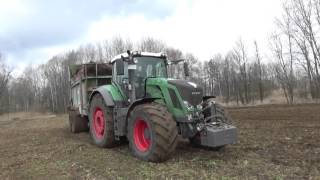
(0, 0), (283, 76)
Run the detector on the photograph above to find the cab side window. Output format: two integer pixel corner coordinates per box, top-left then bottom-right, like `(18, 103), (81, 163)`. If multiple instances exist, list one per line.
(113, 59), (125, 83)
(113, 59), (129, 99)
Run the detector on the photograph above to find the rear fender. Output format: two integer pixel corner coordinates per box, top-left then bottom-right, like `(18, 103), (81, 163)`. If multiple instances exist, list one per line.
(89, 87), (115, 107)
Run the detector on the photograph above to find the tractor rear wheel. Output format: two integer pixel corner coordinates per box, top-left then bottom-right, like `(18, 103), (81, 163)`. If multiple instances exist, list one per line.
(127, 103), (178, 162)
(68, 110), (88, 133)
(89, 94), (116, 148)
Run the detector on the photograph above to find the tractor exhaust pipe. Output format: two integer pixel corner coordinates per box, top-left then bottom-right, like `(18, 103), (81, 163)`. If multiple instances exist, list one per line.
(183, 62), (190, 80)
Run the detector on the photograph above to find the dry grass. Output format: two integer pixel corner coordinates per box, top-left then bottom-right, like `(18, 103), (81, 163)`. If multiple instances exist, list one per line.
(219, 90), (320, 107)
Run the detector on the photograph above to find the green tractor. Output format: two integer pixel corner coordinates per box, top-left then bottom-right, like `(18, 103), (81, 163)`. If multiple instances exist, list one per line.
(68, 51), (237, 162)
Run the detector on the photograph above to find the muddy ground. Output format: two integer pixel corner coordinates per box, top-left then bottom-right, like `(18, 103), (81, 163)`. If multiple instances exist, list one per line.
(0, 104), (319, 179)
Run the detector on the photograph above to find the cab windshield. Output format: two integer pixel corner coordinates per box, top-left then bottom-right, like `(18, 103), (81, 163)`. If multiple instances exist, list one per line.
(134, 57), (167, 78)
(133, 57), (167, 98)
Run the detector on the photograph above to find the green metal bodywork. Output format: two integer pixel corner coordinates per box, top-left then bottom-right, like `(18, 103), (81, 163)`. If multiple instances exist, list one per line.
(96, 83), (128, 107)
(103, 83), (126, 101)
(145, 78), (190, 120)
(101, 77), (193, 121)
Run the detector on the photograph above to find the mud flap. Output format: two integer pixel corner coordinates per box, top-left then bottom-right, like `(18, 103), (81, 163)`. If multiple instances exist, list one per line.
(200, 125), (237, 147)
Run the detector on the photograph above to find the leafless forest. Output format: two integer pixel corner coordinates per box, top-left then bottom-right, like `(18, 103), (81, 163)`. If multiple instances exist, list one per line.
(1, 0), (320, 114)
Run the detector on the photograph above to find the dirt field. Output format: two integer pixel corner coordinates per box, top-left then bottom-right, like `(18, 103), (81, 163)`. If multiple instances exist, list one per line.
(0, 104), (319, 179)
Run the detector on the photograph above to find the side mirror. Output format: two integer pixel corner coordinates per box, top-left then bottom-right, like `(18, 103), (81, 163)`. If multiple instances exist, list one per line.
(183, 62), (189, 77)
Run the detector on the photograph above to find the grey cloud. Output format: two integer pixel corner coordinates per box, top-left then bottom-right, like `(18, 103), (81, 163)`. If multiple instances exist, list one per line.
(0, 0), (174, 53)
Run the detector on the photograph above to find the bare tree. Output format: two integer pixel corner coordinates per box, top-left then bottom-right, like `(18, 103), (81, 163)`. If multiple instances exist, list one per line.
(138, 37), (165, 52)
(254, 41), (264, 103)
(165, 47), (183, 78)
(207, 55), (223, 96)
(0, 53), (11, 98)
(286, 0), (320, 98)
(270, 32), (295, 104)
(232, 39), (249, 104)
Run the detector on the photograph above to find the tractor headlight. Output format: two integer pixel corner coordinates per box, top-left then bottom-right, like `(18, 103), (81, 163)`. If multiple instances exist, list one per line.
(187, 114), (193, 121)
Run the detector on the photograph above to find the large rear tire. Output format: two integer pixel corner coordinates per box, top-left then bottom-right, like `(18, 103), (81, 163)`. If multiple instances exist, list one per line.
(68, 110), (88, 133)
(127, 103), (178, 162)
(89, 94), (116, 148)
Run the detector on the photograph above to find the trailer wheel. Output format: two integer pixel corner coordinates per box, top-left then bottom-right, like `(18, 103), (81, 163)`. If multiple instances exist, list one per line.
(89, 94), (116, 148)
(68, 110), (88, 133)
(127, 103), (178, 162)
(189, 99), (230, 149)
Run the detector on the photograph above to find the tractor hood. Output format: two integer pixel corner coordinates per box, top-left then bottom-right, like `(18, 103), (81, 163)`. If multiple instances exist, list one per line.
(168, 79), (203, 106)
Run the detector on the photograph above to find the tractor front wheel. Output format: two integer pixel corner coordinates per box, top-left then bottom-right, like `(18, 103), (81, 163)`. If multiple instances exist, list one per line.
(127, 103), (178, 162)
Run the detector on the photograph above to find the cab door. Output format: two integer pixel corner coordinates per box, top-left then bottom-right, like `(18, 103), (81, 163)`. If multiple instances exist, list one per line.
(112, 59), (129, 100)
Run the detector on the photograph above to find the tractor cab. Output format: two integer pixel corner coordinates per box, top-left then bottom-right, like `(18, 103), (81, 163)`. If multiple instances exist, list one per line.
(111, 52), (168, 100)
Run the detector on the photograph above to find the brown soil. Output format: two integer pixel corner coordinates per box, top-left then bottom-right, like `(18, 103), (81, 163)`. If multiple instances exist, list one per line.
(0, 104), (319, 179)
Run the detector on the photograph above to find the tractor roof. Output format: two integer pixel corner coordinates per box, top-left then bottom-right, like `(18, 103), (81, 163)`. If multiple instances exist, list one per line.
(110, 51), (166, 63)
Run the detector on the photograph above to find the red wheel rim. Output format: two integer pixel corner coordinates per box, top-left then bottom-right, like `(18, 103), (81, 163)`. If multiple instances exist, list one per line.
(93, 107), (105, 139)
(133, 118), (151, 152)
